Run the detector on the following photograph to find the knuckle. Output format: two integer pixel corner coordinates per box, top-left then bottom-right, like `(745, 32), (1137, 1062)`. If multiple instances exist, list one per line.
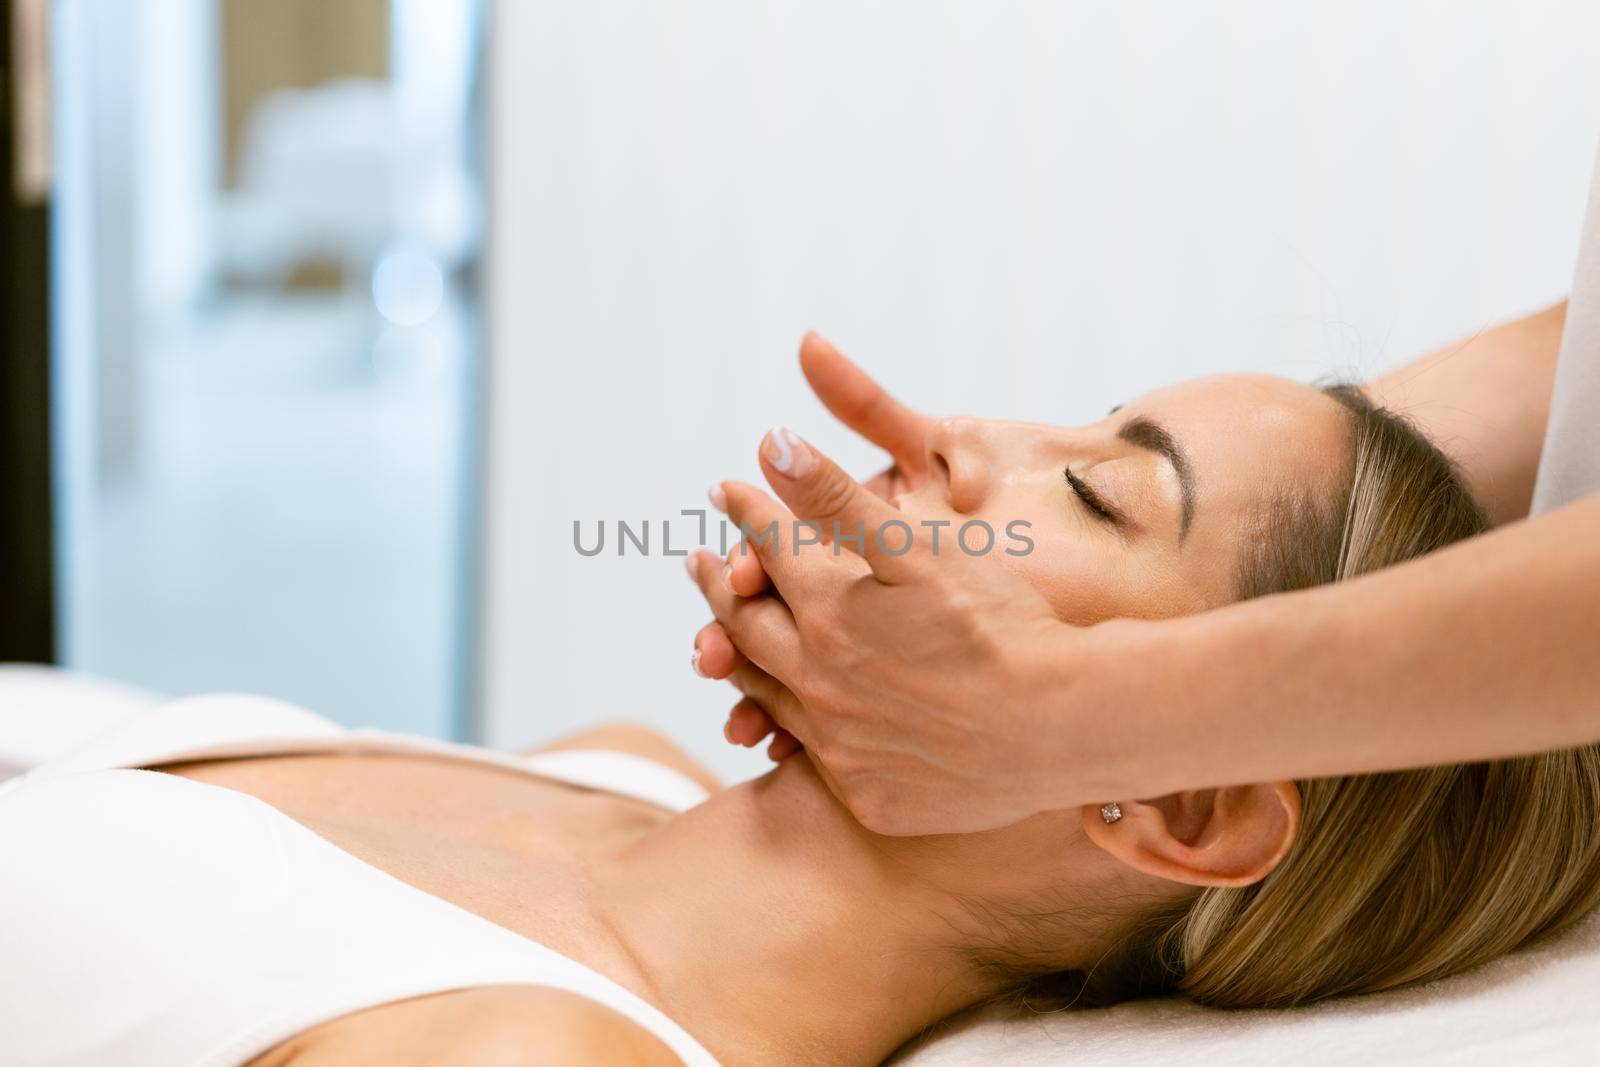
(787, 671), (829, 721)
(807, 471), (858, 521)
(794, 611), (826, 647)
(798, 609), (846, 654)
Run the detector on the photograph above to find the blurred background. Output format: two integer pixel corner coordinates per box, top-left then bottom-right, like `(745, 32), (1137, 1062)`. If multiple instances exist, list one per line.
(3, 1), (1599, 780)
(49, 0), (483, 740)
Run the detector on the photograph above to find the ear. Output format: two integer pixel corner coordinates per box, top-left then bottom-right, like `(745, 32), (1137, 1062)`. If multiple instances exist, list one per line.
(1080, 782), (1301, 889)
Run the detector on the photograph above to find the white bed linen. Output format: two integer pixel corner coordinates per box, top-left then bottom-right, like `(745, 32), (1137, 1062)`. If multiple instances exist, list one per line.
(896, 909), (1600, 1065)
(0, 665), (160, 780)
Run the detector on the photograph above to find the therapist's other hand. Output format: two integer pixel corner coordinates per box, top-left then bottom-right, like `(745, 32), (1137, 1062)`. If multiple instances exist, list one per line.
(722, 332), (934, 598)
(692, 613), (803, 761)
(692, 435), (1071, 836)
(703, 330), (935, 761)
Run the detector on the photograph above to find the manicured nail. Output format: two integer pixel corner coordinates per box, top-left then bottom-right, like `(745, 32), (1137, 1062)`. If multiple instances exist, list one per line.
(763, 426), (814, 478)
(720, 564), (735, 593)
(690, 647), (704, 676)
(708, 484), (727, 512)
(685, 553), (700, 581)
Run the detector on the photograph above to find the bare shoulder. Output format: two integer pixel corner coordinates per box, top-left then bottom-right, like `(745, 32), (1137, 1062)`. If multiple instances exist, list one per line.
(257, 985), (685, 1067)
(525, 721), (722, 794)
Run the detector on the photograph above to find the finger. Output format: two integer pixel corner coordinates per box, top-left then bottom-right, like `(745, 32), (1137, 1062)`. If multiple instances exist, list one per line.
(724, 698), (777, 747)
(766, 730), (804, 762)
(711, 479), (861, 598)
(725, 542), (771, 598)
(707, 485), (769, 594)
(748, 430), (924, 581)
(688, 548), (804, 680)
(692, 622), (740, 680)
(726, 661), (791, 713)
(725, 661), (815, 746)
(799, 332), (934, 479)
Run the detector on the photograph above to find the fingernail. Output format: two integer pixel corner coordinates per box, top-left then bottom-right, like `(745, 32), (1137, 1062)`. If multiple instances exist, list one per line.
(723, 717), (736, 744)
(684, 553), (700, 581)
(720, 564), (735, 593)
(763, 426), (814, 478)
(690, 647), (704, 676)
(708, 484), (727, 512)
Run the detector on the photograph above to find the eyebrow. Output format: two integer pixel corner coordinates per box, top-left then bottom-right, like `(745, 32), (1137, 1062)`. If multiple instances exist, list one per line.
(1116, 416), (1197, 540)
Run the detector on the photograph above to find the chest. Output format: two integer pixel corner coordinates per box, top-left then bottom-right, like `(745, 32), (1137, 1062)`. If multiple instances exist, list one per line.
(160, 752), (668, 962)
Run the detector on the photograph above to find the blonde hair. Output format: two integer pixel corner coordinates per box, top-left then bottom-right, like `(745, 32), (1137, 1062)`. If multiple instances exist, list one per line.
(1032, 385), (1600, 1009)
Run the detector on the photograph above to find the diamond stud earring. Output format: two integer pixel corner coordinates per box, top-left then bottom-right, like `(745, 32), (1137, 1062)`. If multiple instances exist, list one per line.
(1099, 802), (1122, 824)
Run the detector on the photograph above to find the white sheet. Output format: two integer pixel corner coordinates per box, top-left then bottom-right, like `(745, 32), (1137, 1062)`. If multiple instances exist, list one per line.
(896, 909), (1600, 1065)
(0, 665), (161, 780)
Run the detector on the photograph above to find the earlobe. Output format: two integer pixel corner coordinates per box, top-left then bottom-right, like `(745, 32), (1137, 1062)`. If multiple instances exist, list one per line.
(1081, 781), (1301, 889)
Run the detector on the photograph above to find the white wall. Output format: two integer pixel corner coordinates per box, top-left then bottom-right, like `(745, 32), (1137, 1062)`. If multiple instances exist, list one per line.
(484, 0), (1600, 779)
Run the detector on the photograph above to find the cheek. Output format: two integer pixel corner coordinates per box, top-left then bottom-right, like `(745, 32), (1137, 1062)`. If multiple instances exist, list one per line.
(906, 483), (1187, 624)
(995, 527), (1141, 626)
(968, 484), (1155, 625)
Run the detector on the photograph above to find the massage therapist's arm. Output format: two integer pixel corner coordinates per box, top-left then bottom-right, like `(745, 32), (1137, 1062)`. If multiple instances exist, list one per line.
(1066, 489), (1600, 808)
(1367, 301), (1566, 524)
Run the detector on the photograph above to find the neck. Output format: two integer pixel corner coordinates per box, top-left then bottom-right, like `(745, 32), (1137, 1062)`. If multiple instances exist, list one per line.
(589, 759), (1010, 1065)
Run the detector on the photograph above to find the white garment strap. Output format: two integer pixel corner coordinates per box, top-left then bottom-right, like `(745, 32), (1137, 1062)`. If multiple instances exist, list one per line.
(10, 693), (710, 815)
(1532, 142), (1600, 515)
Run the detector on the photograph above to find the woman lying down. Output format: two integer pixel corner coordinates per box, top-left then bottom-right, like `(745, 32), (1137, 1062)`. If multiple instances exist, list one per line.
(4, 371), (1599, 1067)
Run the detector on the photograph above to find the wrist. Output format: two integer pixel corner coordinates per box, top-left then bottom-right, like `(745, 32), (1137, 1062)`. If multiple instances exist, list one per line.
(1012, 616), (1167, 810)
(1024, 607), (1268, 810)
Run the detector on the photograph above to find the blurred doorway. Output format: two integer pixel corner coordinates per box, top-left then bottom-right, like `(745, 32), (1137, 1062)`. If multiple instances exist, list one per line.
(1, 0), (54, 662)
(51, 0), (484, 737)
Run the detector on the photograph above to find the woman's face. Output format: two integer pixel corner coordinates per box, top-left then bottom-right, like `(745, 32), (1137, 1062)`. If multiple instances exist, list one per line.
(893, 373), (1352, 620)
(850, 374), (1347, 975)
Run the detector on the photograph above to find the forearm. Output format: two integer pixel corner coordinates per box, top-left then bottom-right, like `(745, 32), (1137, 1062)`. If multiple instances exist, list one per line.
(1074, 493), (1600, 800)
(1367, 301), (1566, 524)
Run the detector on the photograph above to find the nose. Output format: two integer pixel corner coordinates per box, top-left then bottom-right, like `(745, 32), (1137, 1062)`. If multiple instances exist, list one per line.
(926, 416), (994, 514)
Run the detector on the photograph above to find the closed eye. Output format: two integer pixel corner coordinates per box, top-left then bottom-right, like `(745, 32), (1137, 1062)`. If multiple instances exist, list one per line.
(1065, 467), (1120, 524)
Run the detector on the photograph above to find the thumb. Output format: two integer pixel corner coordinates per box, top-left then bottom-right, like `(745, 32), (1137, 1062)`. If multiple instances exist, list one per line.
(758, 426), (920, 579)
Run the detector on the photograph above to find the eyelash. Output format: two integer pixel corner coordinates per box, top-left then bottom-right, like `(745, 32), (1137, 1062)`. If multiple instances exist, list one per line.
(1065, 467), (1119, 524)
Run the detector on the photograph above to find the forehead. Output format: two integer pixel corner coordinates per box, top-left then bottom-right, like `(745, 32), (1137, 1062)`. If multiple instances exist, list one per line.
(1118, 374), (1350, 595)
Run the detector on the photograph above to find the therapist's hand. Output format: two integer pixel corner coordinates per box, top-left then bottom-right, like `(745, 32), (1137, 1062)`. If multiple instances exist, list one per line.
(700, 333), (935, 756)
(690, 432), (1086, 836)
(721, 332), (935, 598)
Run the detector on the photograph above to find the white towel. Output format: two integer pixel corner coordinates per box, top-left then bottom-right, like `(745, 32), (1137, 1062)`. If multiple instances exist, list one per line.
(896, 909), (1600, 1065)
